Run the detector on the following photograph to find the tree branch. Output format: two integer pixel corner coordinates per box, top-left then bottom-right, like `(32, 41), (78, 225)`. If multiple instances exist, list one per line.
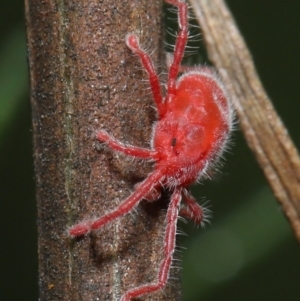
(25, 0), (180, 300)
(189, 0), (300, 241)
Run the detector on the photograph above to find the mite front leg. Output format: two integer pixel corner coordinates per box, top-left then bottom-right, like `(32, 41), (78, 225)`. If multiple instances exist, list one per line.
(165, 0), (188, 96)
(126, 34), (166, 118)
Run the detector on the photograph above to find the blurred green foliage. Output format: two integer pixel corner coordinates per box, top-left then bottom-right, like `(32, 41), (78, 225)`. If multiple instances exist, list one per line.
(0, 0), (299, 300)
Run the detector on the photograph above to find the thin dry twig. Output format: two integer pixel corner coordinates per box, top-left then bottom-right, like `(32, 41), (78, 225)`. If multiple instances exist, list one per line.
(189, 0), (300, 241)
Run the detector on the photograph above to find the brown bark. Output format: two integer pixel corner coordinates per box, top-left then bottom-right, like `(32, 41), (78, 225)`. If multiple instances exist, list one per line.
(190, 0), (300, 241)
(25, 0), (180, 300)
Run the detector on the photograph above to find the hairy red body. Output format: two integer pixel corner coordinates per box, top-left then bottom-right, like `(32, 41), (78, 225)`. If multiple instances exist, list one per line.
(154, 71), (231, 187)
(69, 0), (233, 300)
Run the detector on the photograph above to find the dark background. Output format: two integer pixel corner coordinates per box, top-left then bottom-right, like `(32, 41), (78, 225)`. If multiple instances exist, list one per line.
(1, 0), (299, 300)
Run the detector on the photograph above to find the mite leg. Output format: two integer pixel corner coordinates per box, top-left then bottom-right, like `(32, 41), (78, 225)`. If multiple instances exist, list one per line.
(166, 53), (215, 75)
(68, 168), (166, 237)
(126, 34), (166, 117)
(97, 130), (159, 160)
(134, 182), (162, 202)
(120, 188), (182, 301)
(179, 189), (210, 226)
(165, 0), (189, 96)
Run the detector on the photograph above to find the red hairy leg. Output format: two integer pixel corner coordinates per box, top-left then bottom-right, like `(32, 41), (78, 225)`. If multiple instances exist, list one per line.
(165, 0), (188, 96)
(69, 167), (166, 237)
(133, 182), (162, 202)
(126, 34), (166, 117)
(179, 189), (206, 225)
(97, 130), (159, 160)
(120, 188), (182, 301)
(166, 53), (216, 76)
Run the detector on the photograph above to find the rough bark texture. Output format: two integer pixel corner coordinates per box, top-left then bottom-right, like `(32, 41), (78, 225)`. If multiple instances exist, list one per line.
(25, 0), (181, 300)
(190, 0), (300, 241)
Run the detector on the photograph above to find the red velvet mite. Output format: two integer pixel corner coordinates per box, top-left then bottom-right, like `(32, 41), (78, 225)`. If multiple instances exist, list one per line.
(69, 1), (234, 300)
